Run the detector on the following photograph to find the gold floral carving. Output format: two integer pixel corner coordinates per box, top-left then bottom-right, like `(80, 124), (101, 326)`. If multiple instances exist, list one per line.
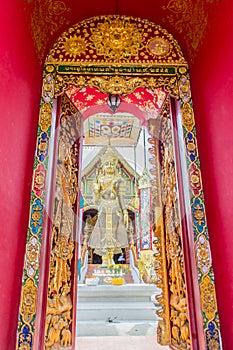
(179, 75), (191, 103)
(55, 75), (86, 96)
(90, 18), (144, 60)
(147, 76), (179, 97)
(21, 279), (37, 323)
(62, 36), (87, 58)
(193, 204), (205, 226)
(42, 74), (55, 103)
(19, 342), (31, 350)
(206, 326), (221, 350)
(39, 103), (52, 132)
(181, 102), (194, 131)
(25, 237), (40, 278)
(200, 275), (217, 320)
(54, 74), (179, 98)
(196, 234), (212, 274)
(46, 16), (186, 64)
(88, 76), (145, 95)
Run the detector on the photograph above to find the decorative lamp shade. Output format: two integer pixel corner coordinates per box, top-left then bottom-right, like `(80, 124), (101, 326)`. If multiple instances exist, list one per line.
(107, 94), (121, 113)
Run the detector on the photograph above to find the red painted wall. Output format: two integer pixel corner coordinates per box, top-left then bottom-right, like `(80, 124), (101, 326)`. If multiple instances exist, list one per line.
(0, 1), (42, 347)
(190, 2), (233, 349)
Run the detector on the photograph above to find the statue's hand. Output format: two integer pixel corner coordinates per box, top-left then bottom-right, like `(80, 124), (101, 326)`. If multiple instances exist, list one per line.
(83, 239), (88, 247)
(93, 183), (100, 194)
(123, 213), (129, 228)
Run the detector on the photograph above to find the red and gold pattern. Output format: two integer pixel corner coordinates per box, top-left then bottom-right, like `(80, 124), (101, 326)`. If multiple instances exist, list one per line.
(47, 16), (185, 64)
(66, 86), (166, 118)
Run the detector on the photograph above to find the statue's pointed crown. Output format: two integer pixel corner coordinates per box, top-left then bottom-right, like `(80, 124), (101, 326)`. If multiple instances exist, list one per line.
(100, 146), (118, 164)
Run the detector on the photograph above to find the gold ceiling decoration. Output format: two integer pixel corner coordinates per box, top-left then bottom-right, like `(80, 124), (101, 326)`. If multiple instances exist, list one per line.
(90, 18), (144, 60)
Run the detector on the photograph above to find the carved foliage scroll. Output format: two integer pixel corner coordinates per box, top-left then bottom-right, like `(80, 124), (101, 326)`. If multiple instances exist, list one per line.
(147, 109), (170, 346)
(45, 95), (80, 349)
(160, 99), (191, 349)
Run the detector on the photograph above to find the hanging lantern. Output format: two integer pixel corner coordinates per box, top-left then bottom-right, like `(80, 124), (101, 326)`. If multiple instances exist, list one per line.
(107, 94), (121, 113)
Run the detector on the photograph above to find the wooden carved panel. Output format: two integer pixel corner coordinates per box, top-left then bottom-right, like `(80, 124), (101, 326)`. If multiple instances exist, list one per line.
(45, 95), (81, 349)
(160, 98), (191, 349)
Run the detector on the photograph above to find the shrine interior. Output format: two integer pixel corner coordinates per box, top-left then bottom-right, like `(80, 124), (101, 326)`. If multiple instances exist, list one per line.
(77, 116), (160, 341)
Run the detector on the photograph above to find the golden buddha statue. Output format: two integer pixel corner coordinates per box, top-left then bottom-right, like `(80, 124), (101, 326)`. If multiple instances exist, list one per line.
(88, 146), (129, 265)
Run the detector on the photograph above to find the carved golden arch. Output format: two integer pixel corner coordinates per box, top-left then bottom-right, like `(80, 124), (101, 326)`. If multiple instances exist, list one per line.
(17, 15), (222, 350)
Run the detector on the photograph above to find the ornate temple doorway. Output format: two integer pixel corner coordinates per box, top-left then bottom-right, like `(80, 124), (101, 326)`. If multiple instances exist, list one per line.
(16, 16), (222, 350)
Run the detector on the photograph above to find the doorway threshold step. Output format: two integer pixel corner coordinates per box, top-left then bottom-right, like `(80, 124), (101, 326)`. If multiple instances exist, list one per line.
(76, 321), (158, 337)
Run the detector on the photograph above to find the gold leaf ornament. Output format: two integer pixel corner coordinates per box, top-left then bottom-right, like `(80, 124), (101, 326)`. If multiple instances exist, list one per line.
(19, 342), (31, 350)
(21, 279), (37, 323)
(39, 103), (52, 132)
(200, 275), (217, 320)
(62, 35), (87, 57)
(90, 18), (144, 59)
(182, 103), (194, 131)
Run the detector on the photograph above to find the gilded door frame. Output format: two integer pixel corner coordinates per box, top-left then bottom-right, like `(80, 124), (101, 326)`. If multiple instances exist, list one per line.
(16, 15), (221, 350)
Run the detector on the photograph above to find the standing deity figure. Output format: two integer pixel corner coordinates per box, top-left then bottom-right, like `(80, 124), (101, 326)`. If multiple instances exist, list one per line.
(88, 146), (129, 265)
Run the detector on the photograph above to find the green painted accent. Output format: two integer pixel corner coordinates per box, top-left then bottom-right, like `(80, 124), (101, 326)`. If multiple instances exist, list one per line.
(57, 64), (176, 75)
(44, 157), (49, 168)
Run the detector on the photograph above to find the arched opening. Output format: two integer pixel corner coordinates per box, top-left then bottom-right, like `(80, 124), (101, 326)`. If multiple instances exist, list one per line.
(16, 16), (221, 350)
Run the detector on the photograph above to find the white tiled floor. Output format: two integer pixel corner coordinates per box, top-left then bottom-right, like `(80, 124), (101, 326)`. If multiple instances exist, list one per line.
(76, 336), (169, 350)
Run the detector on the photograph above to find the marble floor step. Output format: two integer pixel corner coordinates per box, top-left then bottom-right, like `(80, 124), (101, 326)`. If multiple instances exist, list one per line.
(78, 284), (159, 302)
(77, 304), (157, 321)
(76, 320), (158, 337)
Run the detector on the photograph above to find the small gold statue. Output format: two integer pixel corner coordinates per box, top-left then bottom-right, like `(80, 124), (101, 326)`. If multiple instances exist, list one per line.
(88, 146), (129, 264)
